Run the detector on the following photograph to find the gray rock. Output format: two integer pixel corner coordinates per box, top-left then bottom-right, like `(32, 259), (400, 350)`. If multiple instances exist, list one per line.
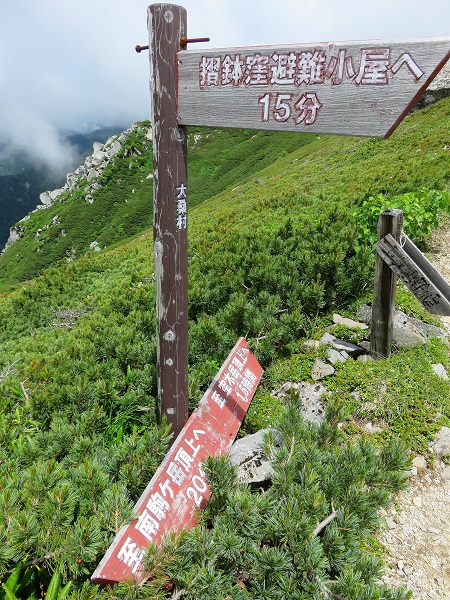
(92, 151), (107, 166)
(87, 169), (98, 182)
(311, 359), (335, 381)
(320, 331), (365, 357)
(319, 332), (335, 346)
(108, 140), (122, 156)
(333, 313), (368, 330)
(39, 192), (52, 206)
(297, 381), (327, 424)
(330, 337), (365, 357)
(350, 390), (362, 402)
(7, 226), (23, 245)
(404, 315), (446, 341)
(385, 517), (397, 530)
(432, 363), (449, 380)
(356, 304), (372, 324)
(356, 304), (446, 349)
(412, 455), (427, 471)
(326, 348), (347, 364)
(392, 314), (427, 348)
(359, 340), (371, 352)
(49, 188), (63, 201)
(229, 428), (278, 486)
(430, 426), (450, 457)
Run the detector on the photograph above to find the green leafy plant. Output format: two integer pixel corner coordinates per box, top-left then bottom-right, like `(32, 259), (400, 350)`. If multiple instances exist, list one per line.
(1, 98), (450, 596)
(353, 187), (450, 251)
(331, 323), (368, 345)
(106, 398), (413, 600)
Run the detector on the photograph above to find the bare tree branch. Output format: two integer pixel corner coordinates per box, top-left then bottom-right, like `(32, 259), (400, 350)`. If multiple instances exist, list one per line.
(312, 502), (338, 538)
(21, 380), (29, 400)
(0, 359), (21, 383)
(316, 575), (347, 600)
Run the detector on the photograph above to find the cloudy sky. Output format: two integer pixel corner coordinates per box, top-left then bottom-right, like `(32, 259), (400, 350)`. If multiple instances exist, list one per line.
(0, 0), (449, 170)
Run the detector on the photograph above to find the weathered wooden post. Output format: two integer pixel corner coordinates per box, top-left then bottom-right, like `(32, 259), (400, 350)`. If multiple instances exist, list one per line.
(149, 4), (189, 437)
(371, 209), (403, 359)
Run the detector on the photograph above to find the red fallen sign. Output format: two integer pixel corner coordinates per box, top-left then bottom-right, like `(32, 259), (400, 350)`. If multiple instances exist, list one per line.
(92, 337), (263, 585)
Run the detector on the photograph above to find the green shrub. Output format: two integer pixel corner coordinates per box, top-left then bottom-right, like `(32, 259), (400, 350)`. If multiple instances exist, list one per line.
(352, 187), (450, 251)
(243, 392), (285, 433)
(331, 323), (368, 345)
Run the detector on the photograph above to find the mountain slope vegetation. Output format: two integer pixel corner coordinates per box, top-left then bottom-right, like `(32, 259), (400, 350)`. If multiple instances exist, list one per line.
(0, 126), (127, 250)
(0, 126), (317, 288)
(0, 98), (450, 598)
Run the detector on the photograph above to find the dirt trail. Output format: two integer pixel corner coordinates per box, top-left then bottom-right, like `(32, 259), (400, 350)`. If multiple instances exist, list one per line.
(377, 220), (450, 599)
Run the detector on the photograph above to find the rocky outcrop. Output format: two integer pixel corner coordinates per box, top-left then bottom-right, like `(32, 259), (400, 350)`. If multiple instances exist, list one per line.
(230, 306), (448, 488)
(1, 123), (152, 255)
(356, 304), (446, 348)
(229, 428), (278, 486)
(414, 62), (450, 110)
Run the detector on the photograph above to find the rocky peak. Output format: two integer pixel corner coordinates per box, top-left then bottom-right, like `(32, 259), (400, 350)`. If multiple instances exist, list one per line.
(1, 123), (152, 255)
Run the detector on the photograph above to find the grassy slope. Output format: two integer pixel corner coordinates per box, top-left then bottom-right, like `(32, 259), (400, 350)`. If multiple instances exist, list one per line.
(0, 126), (317, 289)
(0, 98), (450, 592)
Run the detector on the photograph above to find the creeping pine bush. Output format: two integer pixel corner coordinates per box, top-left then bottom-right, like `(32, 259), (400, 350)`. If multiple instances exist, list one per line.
(89, 396), (412, 600)
(352, 187), (450, 251)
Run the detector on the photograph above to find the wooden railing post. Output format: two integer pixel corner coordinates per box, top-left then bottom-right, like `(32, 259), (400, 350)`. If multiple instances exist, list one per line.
(370, 209), (403, 359)
(148, 4), (189, 437)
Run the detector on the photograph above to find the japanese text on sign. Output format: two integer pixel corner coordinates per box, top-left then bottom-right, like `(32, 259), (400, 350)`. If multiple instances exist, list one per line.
(198, 47), (424, 128)
(92, 338), (263, 585)
(175, 183), (187, 230)
(199, 48), (424, 89)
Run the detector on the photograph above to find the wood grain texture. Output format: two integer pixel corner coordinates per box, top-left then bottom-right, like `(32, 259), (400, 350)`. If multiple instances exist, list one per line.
(177, 38), (450, 138)
(375, 234), (450, 316)
(149, 4), (189, 437)
(371, 210), (403, 359)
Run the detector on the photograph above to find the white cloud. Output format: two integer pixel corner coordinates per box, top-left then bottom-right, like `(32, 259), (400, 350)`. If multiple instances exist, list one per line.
(0, 105), (77, 174)
(0, 0), (448, 169)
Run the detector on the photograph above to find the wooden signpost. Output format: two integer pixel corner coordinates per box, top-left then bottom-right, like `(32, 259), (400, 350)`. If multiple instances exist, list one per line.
(93, 2), (450, 585)
(148, 4), (190, 439)
(177, 38), (450, 138)
(149, 0), (449, 435)
(371, 209), (450, 359)
(371, 209), (404, 359)
(92, 338), (263, 584)
(375, 233), (450, 316)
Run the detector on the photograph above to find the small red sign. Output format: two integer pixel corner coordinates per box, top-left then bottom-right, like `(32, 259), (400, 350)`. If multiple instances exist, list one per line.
(91, 338), (263, 585)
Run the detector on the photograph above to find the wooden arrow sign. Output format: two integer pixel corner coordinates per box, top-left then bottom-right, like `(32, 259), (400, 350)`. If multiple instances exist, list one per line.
(177, 38), (450, 138)
(91, 338), (263, 585)
(375, 233), (450, 316)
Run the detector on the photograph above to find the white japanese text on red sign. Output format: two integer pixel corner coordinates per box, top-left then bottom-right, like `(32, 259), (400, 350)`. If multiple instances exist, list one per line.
(117, 428), (207, 575)
(113, 344), (261, 578)
(213, 345), (257, 408)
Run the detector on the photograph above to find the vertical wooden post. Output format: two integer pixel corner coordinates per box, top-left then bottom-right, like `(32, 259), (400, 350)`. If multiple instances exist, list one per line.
(148, 4), (188, 437)
(370, 209), (403, 359)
